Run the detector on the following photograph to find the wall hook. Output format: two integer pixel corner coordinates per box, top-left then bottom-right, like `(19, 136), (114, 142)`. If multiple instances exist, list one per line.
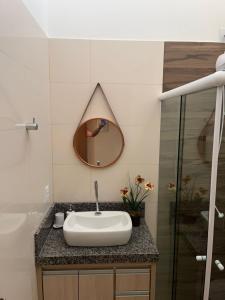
(16, 117), (39, 131)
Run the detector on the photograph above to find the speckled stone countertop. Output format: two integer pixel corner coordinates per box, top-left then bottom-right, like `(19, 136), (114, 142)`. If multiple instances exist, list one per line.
(35, 203), (159, 265)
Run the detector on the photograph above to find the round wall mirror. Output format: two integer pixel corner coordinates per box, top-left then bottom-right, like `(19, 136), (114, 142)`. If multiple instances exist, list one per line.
(73, 118), (124, 168)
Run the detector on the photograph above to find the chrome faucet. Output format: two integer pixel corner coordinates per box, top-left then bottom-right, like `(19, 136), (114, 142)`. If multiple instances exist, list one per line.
(94, 180), (101, 215)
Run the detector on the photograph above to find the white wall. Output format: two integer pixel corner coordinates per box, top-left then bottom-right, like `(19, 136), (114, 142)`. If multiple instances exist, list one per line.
(0, 1), (51, 299)
(49, 38), (164, 239)
(22, 0), (48, 33)
(47, 0), (225, 41)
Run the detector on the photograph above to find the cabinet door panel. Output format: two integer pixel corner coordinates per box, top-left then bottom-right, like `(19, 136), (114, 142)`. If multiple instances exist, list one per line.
(116, 296), (149, 300)
(116, 269), (150, 292)
(79, 273), (114, 300)
(43, 274), (78, 300)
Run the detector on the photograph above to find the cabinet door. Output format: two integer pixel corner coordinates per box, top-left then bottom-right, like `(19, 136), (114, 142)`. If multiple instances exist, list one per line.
(116, 269), (150, 293)
(43, 271), (78, 300)
(79, 270), (114, 300)
(116, 296), (149, 300)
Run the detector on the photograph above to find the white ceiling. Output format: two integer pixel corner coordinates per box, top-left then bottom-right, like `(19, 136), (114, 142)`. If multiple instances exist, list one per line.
(23, 0), (225, 42)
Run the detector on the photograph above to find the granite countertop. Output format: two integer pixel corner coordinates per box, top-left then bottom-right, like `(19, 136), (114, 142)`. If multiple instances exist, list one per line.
(35, 202), (159, 266)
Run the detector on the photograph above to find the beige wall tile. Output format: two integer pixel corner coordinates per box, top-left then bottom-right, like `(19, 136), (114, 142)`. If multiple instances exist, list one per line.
(52, 124), (77, 164)
(102, 84), (162, 126)
(50, 82), (118, 125)
(90, 164), (130, 203)
(28, 126), (52, 203)
(121, 124), (160, 165)
(0, 162), (29, 205)
(53, 164), (91, 202)
(0, 37), (49, 79)
(91, 41), (164, 84)
(49, 39), (164, 243)
(49, 39), (90, 83)
(0, 37), (51, 205)
(0, 2), (51, 300)
(50, 83), (93, 124)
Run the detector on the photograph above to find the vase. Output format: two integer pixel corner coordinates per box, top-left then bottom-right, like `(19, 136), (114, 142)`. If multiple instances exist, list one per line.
(122, 204), (142, 227)
(131, 215), (141, 227)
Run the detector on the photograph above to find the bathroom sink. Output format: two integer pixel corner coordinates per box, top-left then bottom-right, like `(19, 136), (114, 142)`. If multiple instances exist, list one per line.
(63, 211), (132, 247)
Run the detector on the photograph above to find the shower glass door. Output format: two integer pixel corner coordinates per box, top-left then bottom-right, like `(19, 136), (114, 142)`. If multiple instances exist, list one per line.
(156, 96), (181, 300)
(174, 88), (216, 300)
(157, 87), (220, 300)
(209, 87), (225, 300)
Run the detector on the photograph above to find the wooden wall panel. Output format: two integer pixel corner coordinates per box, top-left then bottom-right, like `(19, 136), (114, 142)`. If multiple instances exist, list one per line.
(163, 42), (225, 92)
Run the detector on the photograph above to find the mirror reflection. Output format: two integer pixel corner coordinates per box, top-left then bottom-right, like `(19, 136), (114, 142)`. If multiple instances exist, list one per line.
(73, 118), (124, 168)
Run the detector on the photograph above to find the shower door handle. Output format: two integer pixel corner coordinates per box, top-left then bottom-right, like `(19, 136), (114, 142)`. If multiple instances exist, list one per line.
(196, 255), (206, 262)
(215, 260), (224, 271)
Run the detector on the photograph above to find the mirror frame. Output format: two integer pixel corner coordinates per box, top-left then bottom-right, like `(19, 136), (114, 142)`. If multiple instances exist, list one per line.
(73, 118), (125, 168)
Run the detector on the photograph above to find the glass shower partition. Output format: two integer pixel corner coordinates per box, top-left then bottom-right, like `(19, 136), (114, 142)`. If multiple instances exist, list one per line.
(175, 88), (216, 300)
(156, 96), (181, 300)
(156, 72), (225, 300)
(209, 87), (225, 300)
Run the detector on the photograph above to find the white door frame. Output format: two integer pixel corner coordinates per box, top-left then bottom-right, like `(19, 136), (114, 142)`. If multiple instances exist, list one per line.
(203, 86), (224, 300)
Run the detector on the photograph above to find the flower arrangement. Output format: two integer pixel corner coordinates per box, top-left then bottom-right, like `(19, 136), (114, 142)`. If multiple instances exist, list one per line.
(168, 175), (208, 223)
(168, 175), (207, 202)
(120, 175), (154, 225)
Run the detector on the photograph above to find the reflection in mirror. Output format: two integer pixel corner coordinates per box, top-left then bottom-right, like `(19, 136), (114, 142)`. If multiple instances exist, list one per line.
(73, 118), (124, 168)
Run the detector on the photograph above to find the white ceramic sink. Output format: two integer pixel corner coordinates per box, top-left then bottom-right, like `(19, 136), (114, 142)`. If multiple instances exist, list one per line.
(63, 211), (132, 247)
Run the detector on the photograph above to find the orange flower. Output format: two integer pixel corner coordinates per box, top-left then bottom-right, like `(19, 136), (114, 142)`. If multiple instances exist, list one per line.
(145, 182), (154, 191)
(120, 187), (129, 197)
(135, 175), (145, 184)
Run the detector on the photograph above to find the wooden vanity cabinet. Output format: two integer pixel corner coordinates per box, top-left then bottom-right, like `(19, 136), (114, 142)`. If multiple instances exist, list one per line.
(116, 297), (149, 300)
(38, 264), (154, 300)
(116, 269), (150, 292)
(43, 271), (78, 300)
(115, 268), (150, 300)
(79, 270), (114, 300)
